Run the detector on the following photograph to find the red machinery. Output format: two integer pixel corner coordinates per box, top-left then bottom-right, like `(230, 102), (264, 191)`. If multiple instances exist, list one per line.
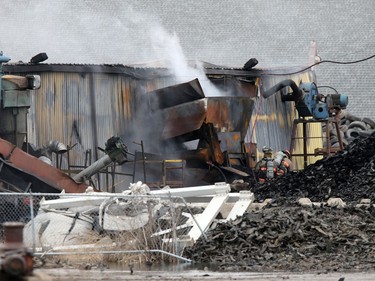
(0, 222), (33, 278)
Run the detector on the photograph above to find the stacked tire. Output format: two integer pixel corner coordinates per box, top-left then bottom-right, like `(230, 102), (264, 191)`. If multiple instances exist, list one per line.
(323, 110), (375, 148)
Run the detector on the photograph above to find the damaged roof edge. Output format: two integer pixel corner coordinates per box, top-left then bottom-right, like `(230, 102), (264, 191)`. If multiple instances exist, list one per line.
(2, 63), (312, 80)
(2, 63), (171, 80)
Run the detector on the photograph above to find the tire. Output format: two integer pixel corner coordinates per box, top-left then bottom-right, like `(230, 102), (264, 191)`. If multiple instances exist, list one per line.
(361, 117), (375, 129)
(339, 124), (348, 132)
(345, 128), (361, 138)
(339, 118), (347, 126)
(330, 129), (344, 139)
(342, 138), (349, 146)
(329, 129), (338, 136)
(347, 121), (367, 131)
(329, 136), (338, 143)
(331, 141), (341, 148)
(358, 129), (375, 138)
(345, 113), (361, 122)
(339, 110), (347, 119)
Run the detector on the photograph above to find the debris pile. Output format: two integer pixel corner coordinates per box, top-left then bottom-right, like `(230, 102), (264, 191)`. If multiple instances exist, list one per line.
(185, 132), (375, 272)
(251, 131), (375, 203)
(185, 205), (375, 272)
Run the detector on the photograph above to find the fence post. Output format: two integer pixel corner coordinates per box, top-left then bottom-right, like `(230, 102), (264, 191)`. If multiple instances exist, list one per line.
(29, 192), (36, 253)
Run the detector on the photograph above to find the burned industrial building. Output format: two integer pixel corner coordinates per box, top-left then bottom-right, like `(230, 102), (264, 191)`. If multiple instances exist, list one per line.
(1, 53), (336, 193)
(1, 50), (375, 279)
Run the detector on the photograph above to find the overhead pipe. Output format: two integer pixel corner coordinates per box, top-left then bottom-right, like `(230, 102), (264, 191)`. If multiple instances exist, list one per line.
(263, 79), (303, 101)
(45, 140), (68, 154)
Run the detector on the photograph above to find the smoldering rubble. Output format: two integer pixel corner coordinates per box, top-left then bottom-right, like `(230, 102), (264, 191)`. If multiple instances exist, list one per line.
(185, 132), (375, 272)
(251, 131), (375, 203)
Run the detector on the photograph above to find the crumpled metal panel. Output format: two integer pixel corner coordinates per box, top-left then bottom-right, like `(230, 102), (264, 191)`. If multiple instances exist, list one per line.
(161, 98), (207, 140)
(156, 95), (254, 142)
(140, 79), (206, 141)
(145, 78), (205, 111)
(146, 78), (255, 142)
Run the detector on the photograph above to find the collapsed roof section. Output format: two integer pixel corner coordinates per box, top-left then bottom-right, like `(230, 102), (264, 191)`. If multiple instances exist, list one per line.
(138, 78), (255, 164)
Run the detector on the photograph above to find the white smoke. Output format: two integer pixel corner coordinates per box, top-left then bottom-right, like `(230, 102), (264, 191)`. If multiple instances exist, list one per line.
(1, 0), (222, 96)
(147, 25), (222, 96)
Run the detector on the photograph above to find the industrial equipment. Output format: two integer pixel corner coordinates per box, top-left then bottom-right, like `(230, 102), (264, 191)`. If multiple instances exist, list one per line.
(0, 52), (41, 148)
(73, 136), (129, 183)
(0, 222), (33, 279)
(263, 79), (348, 120)
(0, 136), (129, 193)
(136, 79), (255, 187)
(263, 79), (349, 166)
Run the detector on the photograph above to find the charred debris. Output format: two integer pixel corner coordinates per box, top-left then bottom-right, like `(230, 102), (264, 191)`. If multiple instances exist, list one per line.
(184, 131), (375, 272)
(132, 78), (256, 189)
(251, 130), (375, 203)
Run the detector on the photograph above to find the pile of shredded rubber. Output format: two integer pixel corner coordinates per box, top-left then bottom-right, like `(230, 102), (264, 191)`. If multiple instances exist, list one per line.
(185, 132), (375, 272)
(249, 132), (375, 203)
(184, 204), (375, 272)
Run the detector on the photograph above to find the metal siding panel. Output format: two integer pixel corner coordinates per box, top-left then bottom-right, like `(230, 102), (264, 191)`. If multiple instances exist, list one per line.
(95, 75), (114, 144)
(27, 72), (94, 168)
(114, 75), (143, 137)
(65, 73), (94, 168)
(22, 67), (257, 190)
(246, 72), (323, 170)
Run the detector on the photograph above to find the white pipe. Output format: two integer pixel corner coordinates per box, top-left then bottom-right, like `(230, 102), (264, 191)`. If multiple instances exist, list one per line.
(72, 155), (112, 182)
(150, 182), (231, 198)
(39, 183), (231, 209)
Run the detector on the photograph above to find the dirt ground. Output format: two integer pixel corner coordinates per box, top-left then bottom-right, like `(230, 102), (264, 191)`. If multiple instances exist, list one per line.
(27, 268), (375, 281)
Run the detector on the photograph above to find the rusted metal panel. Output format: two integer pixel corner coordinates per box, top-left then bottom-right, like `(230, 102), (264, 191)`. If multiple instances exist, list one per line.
(206, 97), (255, 139)
(161, 99), (207, 140)
(145, 78), (205, 111)
(139, 79), (208, 140)
(218, 132), (242, 153)
(148, 85), (255, 143)
(0, 138), (89, 193)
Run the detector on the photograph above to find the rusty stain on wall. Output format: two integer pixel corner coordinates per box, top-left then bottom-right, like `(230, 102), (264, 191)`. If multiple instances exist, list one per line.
(4, 63), (324, 188)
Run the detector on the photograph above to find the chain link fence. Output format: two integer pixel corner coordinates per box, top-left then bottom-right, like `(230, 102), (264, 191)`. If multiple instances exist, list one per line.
(0, 192), (200, 263)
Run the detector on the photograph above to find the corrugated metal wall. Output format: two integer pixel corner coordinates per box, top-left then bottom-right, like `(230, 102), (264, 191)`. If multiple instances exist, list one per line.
(26, 70), (176, 190)
(246, 71), (323, 170)
(23, 65), (326, 192)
